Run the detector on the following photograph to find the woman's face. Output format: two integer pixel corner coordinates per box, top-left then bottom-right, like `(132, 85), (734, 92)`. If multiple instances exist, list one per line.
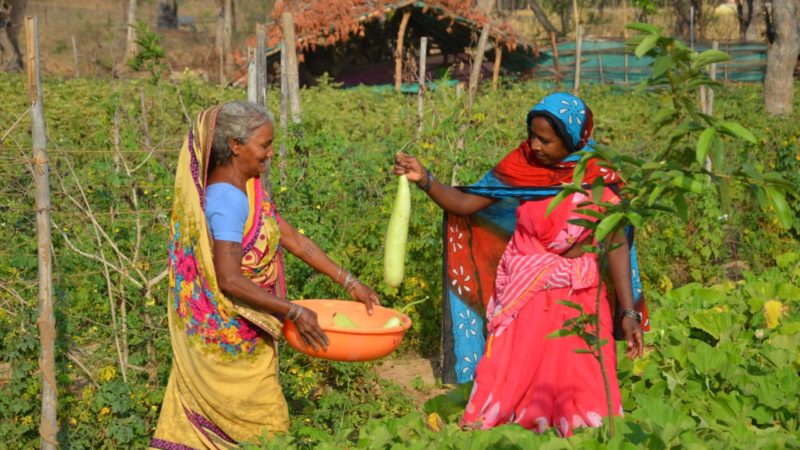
(527, 116), (569, 166)
(231, 123), (274, 178)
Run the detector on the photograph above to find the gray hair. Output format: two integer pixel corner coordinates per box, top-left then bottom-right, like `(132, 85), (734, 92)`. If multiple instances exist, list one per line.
(209, 101), (274, 171)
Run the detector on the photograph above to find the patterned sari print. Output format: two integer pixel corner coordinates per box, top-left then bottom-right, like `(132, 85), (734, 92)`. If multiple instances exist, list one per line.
(152, 107), (290, 450)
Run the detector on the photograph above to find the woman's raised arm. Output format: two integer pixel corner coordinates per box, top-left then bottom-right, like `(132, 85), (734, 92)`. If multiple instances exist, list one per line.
(393, 152), (496, 216)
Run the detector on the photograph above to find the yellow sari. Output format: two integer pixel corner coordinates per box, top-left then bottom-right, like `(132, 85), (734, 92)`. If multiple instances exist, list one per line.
(151, 107), (289, 449)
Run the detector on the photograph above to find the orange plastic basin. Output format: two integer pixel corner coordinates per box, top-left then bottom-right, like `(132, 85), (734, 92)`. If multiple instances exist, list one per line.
(282, 299), (412, 362)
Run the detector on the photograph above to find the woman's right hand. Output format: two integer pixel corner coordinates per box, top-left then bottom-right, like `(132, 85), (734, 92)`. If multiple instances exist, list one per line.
(292, 306), (329, 351)
(393, 152), (426, 184)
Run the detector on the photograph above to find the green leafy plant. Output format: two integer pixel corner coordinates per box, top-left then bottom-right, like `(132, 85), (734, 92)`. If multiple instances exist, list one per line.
(128, 21), (167, 84)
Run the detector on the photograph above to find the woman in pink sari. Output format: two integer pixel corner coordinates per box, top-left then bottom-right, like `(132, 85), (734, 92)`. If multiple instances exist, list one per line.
(394, 92), (644, 436)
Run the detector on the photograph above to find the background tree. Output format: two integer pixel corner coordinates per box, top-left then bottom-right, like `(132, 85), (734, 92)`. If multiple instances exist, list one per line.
(0, 0), (26, 71)
(527, 0), (559, 36)
(125, 0), (138, 61)
(672, 0), (705, 42)
(736, 0), (763, 41)
(763, 0), (800, 115)
(156, 0), (178, 30)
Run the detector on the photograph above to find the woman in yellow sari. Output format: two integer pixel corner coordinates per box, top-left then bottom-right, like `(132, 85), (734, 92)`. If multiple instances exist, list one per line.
(151, 101), (379, 449)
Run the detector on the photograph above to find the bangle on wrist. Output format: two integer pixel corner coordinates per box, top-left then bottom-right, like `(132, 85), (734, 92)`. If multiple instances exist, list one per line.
(287, 303), (303, 321)
(621, 308), (642, 324)
(416, 167), (433, 192)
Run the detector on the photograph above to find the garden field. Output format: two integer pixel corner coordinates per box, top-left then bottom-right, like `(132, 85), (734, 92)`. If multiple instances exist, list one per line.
(0, 61), (799, 448)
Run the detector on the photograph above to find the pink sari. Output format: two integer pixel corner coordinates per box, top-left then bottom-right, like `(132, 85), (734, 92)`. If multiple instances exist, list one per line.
(461, 189), (622, 436)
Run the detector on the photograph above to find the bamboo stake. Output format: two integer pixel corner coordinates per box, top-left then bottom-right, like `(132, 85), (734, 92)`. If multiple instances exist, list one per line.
(71, 35), (79, 78)
(417, 36), (427, 136)
(597, 53), (604, 85)
(247, 46), (257, 102)
(550, 31), (561, 87)
(255, 23), (267, 106)
(574, 25), (583, 93)
(492, 41), (503, 91)
(223, 0), (233, 73)
(25, 15), (58, 450)
(394, 11), (411, 93)
(216, 0), (225, 85)
(125, 0), (138, 61)
(281, 12), (301, 124)
(279, 46), (288, 186)
(455, 24), (491, 185)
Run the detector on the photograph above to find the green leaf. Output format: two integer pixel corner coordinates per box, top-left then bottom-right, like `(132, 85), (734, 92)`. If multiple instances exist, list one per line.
(626, 211), (644, 228)
(671, 173), (704, 194)
(545, 189), (573, 217)
(636, 33), (660, 58)
(718, 121), (757, 144)
(696, 127), (716, 165)
(765, 186), (794, 229)
(626, 22), (661, 35)
(423, 382), (473, 418)
(673, 193), (689, 221)
(573, 208), (605, 220)
(567, 218), (599, 229)
(595, 212), (624, 242)
(546, 328), (575, 339)
(692, 49), (731, 68)
(652, 54), (673, 79)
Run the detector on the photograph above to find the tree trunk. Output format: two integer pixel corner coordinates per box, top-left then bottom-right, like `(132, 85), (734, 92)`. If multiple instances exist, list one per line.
(0, 0), (26, 71)
(737, 0), (763, 41)
(673, 0), (703, 42)
(156, 0), (178, 29)
(125, 0), (138, 60)
(528, 0), (558, 36)
(281, 12), (301, 124)
(764, 0), (800, 115)
(215, 0), (224, 83)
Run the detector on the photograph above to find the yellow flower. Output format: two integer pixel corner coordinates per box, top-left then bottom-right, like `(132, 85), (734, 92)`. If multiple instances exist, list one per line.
(99, 406), (111, 416)
(298, 228), (305, 235)
(180, 281), (194, 299)
(713, 305), (728, 313)
(764, 300), (787, 329)
(426, 412), (443, 432)
(280, 186), (288, 193)
(98, 366), (116, 383)
(69, 417), (78, 426)
(21, 415), (33, 426)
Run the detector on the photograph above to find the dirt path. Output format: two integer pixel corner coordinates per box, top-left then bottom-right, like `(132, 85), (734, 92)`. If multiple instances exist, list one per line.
(374, 355), (449, 406)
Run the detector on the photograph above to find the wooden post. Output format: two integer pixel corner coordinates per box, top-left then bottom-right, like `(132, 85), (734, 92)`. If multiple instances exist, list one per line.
(125, 0), (138, 61)
(572, 0), (580, 38)
(550, 31), (561, 87)
(623, 0), (629, 86)
(466, 24), (491, 112)
(216, 0), (225, 85)
(223, 0), (233, 73)
(279, 46), (288, 185)
(71, 35), (79, 78)
(492, 40), (503, 91)
(417, 36), (427, 136)
(282, 12), (301, 124)
(394, 11), (411, 93)
(246, 46), (257, 102)
(255, 23), (267, 106)
(25, 16), (58, 450)
(454, 24), (491, 185)
(574, 25), (583, 93)
(597, 53), (604, 85)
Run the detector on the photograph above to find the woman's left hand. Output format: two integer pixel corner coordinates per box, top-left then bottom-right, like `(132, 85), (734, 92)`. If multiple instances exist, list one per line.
(349, 282), (380, 315)
(621, 316), (644, 359)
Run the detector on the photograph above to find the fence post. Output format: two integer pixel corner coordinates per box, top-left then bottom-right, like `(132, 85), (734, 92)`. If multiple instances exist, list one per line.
(255, 23), (267, 106)
(454, 24), (490, 185)
(550, 31), (561, 87)
(574, 25), (583, 93)
(417, 36), (427, 137)
(279, 46), (288, 186)
(394, 11), (412, 93)
(281, 12), (301, 124)
(25, 15), (58, 450)
(71, 35), (80, 78)
(492, 40), (503, 91)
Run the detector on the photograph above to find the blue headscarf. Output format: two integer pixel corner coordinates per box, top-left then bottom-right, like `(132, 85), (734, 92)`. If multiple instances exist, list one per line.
(526, 92), (594, 153)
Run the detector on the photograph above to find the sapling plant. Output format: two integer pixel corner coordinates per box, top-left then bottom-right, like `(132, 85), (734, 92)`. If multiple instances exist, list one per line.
(546, 22), (798, 438)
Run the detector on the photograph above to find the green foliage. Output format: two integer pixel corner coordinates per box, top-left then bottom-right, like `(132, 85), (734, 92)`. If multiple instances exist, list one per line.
(128, 21), (167, 84)
(0, 60), (798, 447)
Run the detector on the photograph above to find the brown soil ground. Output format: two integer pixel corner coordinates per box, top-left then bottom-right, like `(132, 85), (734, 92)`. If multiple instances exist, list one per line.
(374, 355), (449, 406)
